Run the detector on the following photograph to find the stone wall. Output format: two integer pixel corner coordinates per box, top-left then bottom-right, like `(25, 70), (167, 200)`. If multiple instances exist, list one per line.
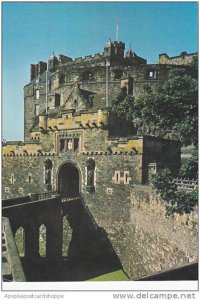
(23, 63), (177, 142)
(159, 52), (197, 65)
(83, 184), (198, 279)
(2, 152), (142, 199)
(2, 152), (197, 279)
(24, 82), (47, 140)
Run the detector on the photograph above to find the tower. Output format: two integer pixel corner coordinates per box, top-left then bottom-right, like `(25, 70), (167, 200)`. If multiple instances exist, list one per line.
(103, 40), (125, 60)
(48, 53), (59, 71)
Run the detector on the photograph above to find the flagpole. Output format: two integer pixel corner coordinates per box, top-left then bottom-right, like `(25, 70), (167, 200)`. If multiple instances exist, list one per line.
(106, 60), (109, 107)
(46, 70), (48, 115)
(116, 22), (119, 41)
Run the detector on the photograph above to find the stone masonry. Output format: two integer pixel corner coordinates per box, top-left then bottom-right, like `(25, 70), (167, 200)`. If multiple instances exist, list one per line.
(2, 40), (198, 280)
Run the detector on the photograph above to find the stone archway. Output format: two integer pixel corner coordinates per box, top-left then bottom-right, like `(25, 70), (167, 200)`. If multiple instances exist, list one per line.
(58, 162), (80, 197)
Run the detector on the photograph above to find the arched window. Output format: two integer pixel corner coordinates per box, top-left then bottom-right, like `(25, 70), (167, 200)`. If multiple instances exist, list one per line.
(86, 158), (95, 193)
(62, 216), (72, 256)
(15, 227), (25, 257)
(39, 224), (46, 257)
(44, 159), (52, 191)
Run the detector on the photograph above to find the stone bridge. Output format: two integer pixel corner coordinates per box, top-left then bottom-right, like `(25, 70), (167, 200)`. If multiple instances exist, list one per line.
(2, 188), (198, 282)
(2, 192), (124, 281)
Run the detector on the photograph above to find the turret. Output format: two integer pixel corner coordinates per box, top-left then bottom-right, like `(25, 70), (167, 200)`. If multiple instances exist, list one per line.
(48, 53), (59, 71)
(39, 115), (47, 132)
(103, 40), (125, 60)
(30, 61), (47, 81)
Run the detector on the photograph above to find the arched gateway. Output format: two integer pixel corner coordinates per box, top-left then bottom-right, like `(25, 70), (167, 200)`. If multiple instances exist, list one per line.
(58, 162), (80, 197)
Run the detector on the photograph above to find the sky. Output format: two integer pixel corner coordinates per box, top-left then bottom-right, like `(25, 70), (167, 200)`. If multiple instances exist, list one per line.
(2, 1), (198, 141)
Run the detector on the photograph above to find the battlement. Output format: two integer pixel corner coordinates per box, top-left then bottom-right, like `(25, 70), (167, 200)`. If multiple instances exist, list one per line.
(29, 40), (148, 82)
(30, 61), (47, 81)
(159, 51), (197, 65)
(46, 109), (109, 131)
(71, 53), (104, 64)
(2, 141), (42, 156)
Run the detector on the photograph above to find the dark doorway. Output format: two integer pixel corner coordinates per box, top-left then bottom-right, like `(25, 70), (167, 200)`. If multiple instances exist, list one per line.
(58, 162), (80, 197)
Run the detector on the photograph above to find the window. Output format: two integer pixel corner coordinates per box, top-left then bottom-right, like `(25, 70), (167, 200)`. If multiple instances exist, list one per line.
(149, 71), (154, 78)
(60, 139), (65, 152)
(59, 137), (79, 152)
(28, 174), (32, 184)
(39, 224), (46, 257)
(112, 171), (120, 184)
(44, 159), (52, 190)
(55, 94), (60, 107)
(148, 70), (158, 79)
(82, 71), (93, 81)
(59, 74), (65, 84)
(74, 138), (79, 151)
(35, 104), (40, 115)
(114, 69), (123, 79)
(15, 227), (25, 257)
(11, 174), (15, 184)
(86, 158), (95, 193)
(74, 99), (78, 108)
(36, 89), (40, 99)
(128, 77), (133, 95)
(124, 172), (129, 184)
(62, 216), (72, 256)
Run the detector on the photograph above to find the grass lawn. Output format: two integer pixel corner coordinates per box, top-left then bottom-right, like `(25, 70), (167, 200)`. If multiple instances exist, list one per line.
(88, 269), (129, 281)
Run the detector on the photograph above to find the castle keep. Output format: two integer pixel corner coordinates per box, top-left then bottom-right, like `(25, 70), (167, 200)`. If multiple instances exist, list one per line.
(2, 41), (197, 282)
(3, 40), (185, 199)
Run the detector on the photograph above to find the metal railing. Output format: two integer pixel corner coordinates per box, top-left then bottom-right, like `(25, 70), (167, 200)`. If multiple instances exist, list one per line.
(61, 195), (80, 202)
(36, 191), (59, 200)
(170, 178), (198, 192)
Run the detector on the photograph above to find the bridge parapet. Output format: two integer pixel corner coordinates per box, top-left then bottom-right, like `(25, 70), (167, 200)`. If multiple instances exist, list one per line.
(3, 191), (60, 208)
(2, 217), (26, 282)
(61, 195), (81, 203)
(29, 191), (59, 201)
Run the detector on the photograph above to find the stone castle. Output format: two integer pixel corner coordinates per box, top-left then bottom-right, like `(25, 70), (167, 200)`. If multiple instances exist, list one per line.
(3, 40), (195, 198)
(2, 40), (198, 282)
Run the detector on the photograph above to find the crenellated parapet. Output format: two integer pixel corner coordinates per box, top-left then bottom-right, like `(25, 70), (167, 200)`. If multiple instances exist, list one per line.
(159, 51), (197, 65)
(109, 137), (143, 154)
(2, 141), (43, 156)
(45, 109), (109, 132)
(80, 150), (138, 156)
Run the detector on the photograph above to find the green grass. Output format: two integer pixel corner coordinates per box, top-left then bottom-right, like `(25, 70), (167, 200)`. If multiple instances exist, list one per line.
(88, 269), (129, 281)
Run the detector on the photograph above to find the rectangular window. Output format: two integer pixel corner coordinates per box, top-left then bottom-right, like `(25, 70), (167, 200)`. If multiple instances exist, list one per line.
(28, 175), (32, 184)
(36, 90), (40, 99)
(55, 94), (60, 107)
(124, 172), (129, 184)
(59, 138), (79, 152)
(149, 71), (154, 78)
(148, 70), (157, 79)
(60, 139), (65, 152)
(115, 171), (121, 184)
(35, 104), (40, 115)
(74, 138), (79, 151)
(11, 175), (14, 184)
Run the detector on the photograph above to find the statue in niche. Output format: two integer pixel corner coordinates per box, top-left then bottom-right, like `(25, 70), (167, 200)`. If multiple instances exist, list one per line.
(86, 158), (95, 192)
(67, 139), (73, 150)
